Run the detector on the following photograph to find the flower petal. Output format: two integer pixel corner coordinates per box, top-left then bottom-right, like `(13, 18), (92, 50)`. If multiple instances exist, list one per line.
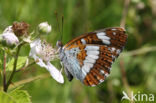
(30, 39), (41, 48)
(36, 57), (47, 68)
(29, 46), (37, 58)
(35, 58), (64, 83)
(29, 39), (41, 58)
(46, 62), (64, 83)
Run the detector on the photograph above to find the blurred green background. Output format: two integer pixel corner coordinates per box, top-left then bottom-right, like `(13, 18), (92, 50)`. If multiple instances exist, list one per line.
(0, 0), (156, 103)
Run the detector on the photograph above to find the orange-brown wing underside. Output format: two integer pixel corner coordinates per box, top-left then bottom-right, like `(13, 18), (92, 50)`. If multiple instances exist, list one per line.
(63, 27), (127, 86)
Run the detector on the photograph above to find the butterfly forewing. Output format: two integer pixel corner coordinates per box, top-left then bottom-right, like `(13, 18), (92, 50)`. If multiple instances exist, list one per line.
(61, 27), (127, 86)
(64, 27), (127, 50)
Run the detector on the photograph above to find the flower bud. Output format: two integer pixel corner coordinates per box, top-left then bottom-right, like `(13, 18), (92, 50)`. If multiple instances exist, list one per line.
(3, 26), (13, 33)
(38, 22), (52, 34)
(1, 26), (19, 48)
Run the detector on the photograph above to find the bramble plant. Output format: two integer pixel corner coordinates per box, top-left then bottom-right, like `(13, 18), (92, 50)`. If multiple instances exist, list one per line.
(0, 21), (64, 103)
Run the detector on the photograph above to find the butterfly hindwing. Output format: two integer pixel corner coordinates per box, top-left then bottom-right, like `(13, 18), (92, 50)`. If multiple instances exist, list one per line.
(82, 45), (120, 86)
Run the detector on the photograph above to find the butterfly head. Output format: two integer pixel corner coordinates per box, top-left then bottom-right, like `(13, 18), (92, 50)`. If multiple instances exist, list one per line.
(56, 40), (64, 62)
(56, 40), (63, 49)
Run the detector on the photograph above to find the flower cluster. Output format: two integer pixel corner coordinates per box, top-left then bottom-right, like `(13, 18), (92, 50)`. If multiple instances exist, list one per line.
(0, 21), (64, 84)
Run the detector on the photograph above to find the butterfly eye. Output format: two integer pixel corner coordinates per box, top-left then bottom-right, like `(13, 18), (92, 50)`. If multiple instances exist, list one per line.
(56, 40), (63, 48)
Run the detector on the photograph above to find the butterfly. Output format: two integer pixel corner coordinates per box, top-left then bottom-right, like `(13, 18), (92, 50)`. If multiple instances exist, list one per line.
(56, 27), (127, 86)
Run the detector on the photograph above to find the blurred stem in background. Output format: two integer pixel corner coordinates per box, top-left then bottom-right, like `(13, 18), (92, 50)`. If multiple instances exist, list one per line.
(120, 0), (130, 28)
(2, 51), (7, 92)
(120, 0), (132, 102)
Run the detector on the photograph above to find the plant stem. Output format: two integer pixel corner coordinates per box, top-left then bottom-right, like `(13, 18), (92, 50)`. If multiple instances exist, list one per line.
(5, 43), (23, 92)
(119, 0), (133, 102)
(3, 52), (7, 92)
(120, 0), (131, 28)
(16, 61), (36, 72)
(122, 46), (156, 56)
(119, 58), (133, 103)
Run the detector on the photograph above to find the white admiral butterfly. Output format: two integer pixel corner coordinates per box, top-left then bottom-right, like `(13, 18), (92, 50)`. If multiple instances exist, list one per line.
(57, 27), (127, 86)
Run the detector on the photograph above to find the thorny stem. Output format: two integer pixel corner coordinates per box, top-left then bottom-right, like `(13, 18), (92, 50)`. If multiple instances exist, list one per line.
(5, 43), (24, 92)
(3, 52), (7, 92)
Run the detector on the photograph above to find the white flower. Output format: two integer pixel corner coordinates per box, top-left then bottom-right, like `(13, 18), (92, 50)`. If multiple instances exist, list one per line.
(1, 26), (19, 47)
(38, 22), (52, 34)
(29, 39), (64, 83)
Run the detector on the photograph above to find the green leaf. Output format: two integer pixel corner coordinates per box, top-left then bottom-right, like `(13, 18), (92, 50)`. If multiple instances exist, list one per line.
(9, 88), (31, 103)
(7, 56), (27, 71)
(0, 87), (31, 103)
(0, 91), (16, 103)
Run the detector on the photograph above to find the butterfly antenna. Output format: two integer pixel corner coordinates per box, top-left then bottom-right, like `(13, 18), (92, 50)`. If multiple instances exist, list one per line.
(54, 11), (61, 39)
(61, 15), (64, 41)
